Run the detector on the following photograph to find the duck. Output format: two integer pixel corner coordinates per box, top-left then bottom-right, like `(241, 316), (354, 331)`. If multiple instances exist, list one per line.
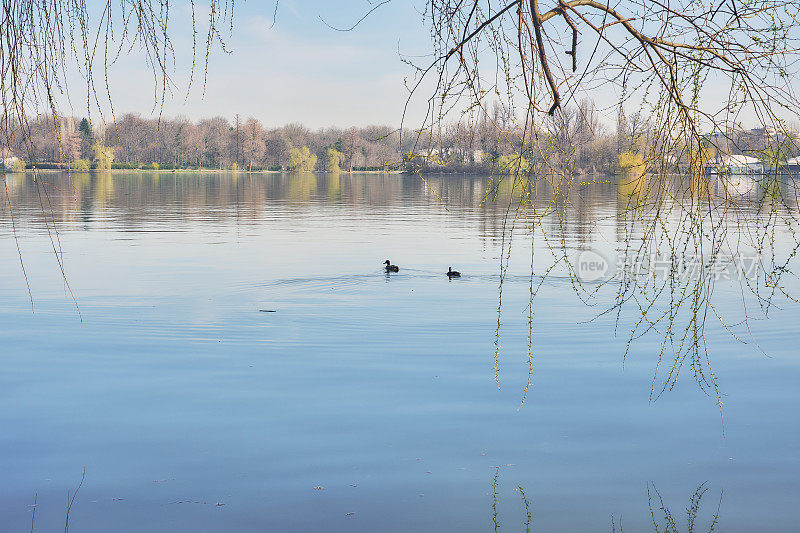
(446, 266), (461, 278)
(384, 259), (399, 272)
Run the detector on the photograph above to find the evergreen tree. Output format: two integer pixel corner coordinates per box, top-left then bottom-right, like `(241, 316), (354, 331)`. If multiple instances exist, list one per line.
(78, 118), (94, 159)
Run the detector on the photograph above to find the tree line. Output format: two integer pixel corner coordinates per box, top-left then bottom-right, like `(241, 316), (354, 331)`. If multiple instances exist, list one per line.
(8, 103), (800, 174)
(18, 115), (406, 172)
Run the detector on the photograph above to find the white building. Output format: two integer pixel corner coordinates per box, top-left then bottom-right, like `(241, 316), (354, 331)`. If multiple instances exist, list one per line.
(720, 154), (763, 174)
(1, 148), (21, 171)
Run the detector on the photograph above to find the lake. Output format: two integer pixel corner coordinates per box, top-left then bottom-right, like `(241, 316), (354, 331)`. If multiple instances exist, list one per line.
(1, 171), (798, 532)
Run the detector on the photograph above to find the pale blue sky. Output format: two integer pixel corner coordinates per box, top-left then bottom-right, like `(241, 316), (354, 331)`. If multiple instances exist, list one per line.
(69, 1), (434, 128)
(62, 0), (796, 131)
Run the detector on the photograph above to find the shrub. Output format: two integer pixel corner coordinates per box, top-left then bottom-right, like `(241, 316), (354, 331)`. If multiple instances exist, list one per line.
(497, 154), (531, 174)
(73, 159), (91, 172)
(11, 158), (26, 172)
(142, 161), (160, 170)
(92, 142), (114, 170)
(27, 162), (64, 170)
(288, 146), (317, 172)
(325, 148), (345, 172)
(618, 151), (644, 169)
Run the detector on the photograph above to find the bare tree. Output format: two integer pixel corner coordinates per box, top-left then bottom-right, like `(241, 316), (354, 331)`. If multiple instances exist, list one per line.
(241, 118), (266, 171)
(342, 127), (363, 172)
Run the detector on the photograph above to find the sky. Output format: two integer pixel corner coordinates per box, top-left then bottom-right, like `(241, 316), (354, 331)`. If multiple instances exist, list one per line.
(66, 1), (435, 129)
(58, 0), (799, 132)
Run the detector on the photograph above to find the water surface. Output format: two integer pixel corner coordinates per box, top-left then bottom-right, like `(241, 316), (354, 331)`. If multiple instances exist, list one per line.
(1, 172), (798, 532)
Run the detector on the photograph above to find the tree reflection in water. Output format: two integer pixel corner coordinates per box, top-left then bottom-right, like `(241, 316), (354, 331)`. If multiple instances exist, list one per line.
(615, 483), (722, 533)
(489, 467), (722, 533)
(2, 171), (799, 412)
(488, 169), (800, 414)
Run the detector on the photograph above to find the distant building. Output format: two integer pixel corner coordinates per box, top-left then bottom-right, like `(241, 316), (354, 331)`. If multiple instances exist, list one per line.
(1, 148), (21, 171)
(786, 156), (800, 173)
(718, 154), (763, 174)
(749, 127), (780, 137)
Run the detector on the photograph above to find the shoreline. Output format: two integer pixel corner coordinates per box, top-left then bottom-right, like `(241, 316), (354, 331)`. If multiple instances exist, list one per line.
(19, 168), (407, 175)
(16, 168), (618, 179)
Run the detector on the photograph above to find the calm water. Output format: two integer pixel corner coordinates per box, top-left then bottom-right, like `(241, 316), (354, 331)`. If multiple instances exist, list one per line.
(1, 172), (798, 532)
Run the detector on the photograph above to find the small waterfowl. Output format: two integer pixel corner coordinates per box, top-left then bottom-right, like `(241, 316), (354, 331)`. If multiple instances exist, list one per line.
(384, 259), (399, 272)
(447, 267), (461, 278)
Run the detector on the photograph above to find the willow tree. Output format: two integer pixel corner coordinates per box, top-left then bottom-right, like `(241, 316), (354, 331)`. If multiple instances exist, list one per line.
(402, 0), (800, 409)
(1, 0), (235, 312)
